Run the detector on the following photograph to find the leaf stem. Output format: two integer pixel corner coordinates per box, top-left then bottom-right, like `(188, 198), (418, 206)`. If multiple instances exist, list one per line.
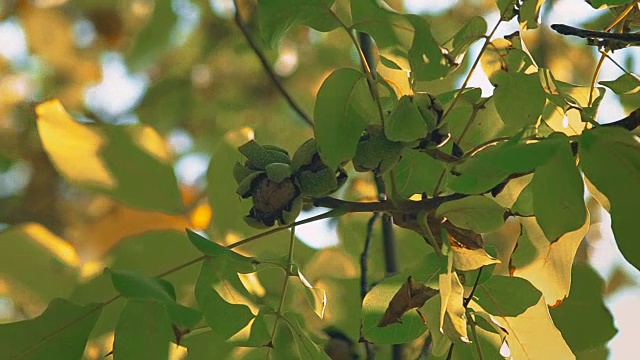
(232, 0), (314, 127)
(267, 226), (296, 357)
(469, 320), (485, 360)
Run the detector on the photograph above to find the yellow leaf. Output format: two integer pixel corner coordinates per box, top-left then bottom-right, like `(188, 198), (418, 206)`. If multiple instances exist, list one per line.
(450, 246), (500, 271)
(127, 126), (171, 163)
(36, 99), (116, 188)
(493, 297), (575, 359)
(438, 271), (469, 343)
(21, 222), (79, 267)
(511, 213), (590, 305)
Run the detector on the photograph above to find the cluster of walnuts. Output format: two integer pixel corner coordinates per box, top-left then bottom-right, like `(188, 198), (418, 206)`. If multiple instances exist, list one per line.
(234, 93), (448, 228)
(234, 139), (347, 228)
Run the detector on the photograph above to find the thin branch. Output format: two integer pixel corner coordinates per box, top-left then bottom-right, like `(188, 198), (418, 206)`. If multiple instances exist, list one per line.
(361, 213), (380, 360)
(232, 0), (314, 127)
(463, 267), (483, 308)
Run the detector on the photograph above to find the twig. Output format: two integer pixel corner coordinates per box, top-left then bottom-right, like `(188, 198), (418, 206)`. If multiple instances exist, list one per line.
(440, 17), (503, 124)
(361, 213), (380, 360)
(463, 267), (483, 308)
(232, 0), (314, 127)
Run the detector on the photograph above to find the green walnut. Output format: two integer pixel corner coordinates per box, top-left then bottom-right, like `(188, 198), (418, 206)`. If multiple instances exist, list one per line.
(234, 140), (301, 228)
(238, 140), (290, 170)
(291, 138), (347, 197)
(353, 125), (403, 174)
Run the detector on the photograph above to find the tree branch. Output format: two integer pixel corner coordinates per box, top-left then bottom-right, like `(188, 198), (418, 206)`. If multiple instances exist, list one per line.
(602, 107), (640, 131)
(551, 24), (640, 43)
(360, 212), (379, 360)
(232, 0), (314, 127)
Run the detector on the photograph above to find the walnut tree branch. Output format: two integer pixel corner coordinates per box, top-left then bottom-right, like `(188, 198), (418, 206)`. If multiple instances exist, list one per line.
(232, 0), (314, 127)
(551, 24), (640, 46)
(602, 107), (640, 131)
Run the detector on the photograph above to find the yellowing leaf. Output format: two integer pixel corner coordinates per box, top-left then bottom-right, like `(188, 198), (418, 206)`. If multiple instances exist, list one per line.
(495, 297), (575, 359)
(438, 271), (469, 343)
(22, 223), (79, 267)
(36, 99), (115, 188)
(511, 214), (590, 305)
(296, 269), (327, 319)
(126, 126), (171, 163)
(36, 99), (184, 214)
(450, 244), (500, 271)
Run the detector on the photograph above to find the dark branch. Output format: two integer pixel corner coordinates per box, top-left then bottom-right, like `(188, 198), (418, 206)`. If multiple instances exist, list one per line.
(232, 1), (314, 127)
(602, 107), (640, 131)
(360, 213), (379, 360)
(551, 24), (640, 48)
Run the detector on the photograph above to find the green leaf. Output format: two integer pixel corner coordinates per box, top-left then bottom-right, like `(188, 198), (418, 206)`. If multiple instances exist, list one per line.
(207, 132), (255, 236)
(181, 331), (234, 359)
(496, 0), (518, 21)
(384, 95), (428, 142)
(590, 0), (633, 8)
(474, 276), (541, 316)
(258, 0), (340, 47)
(282, 312), (331, 359)
(481, 36), (535, 84)
(186, 229), (257, 273)
(237, 306), (273, 347)
(293, 266), (327, 319)
(550, 264), (617, 355)
(531, 134), (586, 241)
(351, 0), (412, 52)
(599, 73), (640, 95)
(449, 136), (559, 194)
(195, 259), (255, 339)
(494, 72), (546, 131)
(106, 268), (202, 328)
(448, 16), (487, 61)
(436, 195), (506, 233)
(407, 15), (451, 81)
(579, 127), (640, 270)
(511, 181), (534, 216)
(518, 0), (544, 29)
(393, 149), (445, 198)
(113, 300), (173, 360)
(314, 68), (376, 169)
(126, 0), (178, 71)
(36, 100), (184, 214)
(0, 299), (101, 360)
(107, 268), (175, 302)
(0, 223), (79, 304)
(361, 253), (441, 344)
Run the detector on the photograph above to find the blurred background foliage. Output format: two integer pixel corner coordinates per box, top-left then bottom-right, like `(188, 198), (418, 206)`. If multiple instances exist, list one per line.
(0, 0), (638, 358)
